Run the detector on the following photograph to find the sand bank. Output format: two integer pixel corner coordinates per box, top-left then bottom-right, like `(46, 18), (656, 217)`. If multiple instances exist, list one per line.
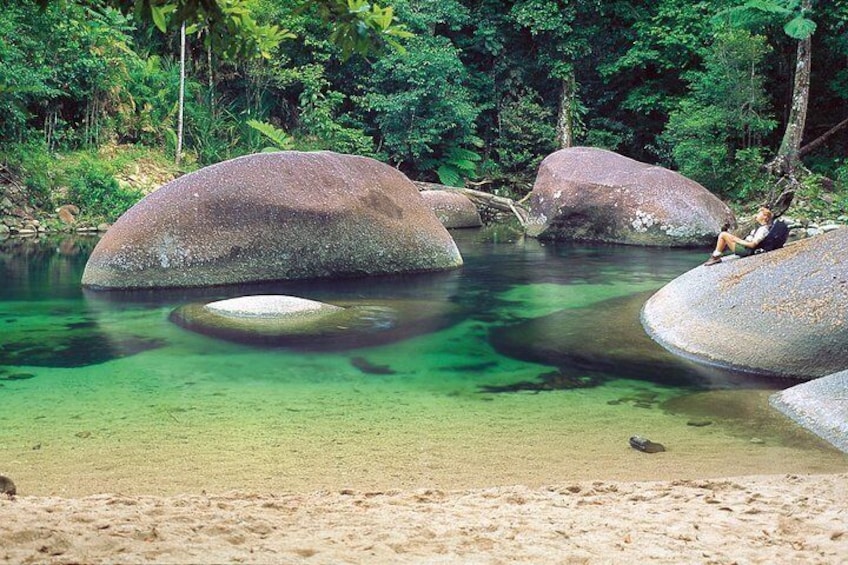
(2, 473), (846, 564)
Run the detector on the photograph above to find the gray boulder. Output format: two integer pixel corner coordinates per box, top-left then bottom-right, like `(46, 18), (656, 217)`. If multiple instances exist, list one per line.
(82, 151), (462, 289)
(641, 228), (848, 378)
(525, 147), (735, 246)
(420, 190), (482, 228)
(770, 370), (848, 453)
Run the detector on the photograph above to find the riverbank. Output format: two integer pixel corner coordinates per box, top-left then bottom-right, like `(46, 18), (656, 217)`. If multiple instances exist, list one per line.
(2, 473), (846, 564)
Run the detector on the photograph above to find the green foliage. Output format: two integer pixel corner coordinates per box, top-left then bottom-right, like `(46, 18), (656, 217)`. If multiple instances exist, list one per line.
(321, 0), (413, 60)
(0, 142), (56, 204)
(246, 119), (295, 151)
(436, 147), (482, 187)
(359, 33), (481, 181)
(0, 5), (60, 141)
(835, 159), (848, 192)
(493, 91), (557, 174)
(1, 143), (152, 221)
(294, 86), (376, 155)
(727, 147), (772, 201)
(714, 0), (817, 39)
(662, 29), (777, 193)
(112, 0), (406, 59)
(65, 157), (144, 221)
(6, 0), (848, 217)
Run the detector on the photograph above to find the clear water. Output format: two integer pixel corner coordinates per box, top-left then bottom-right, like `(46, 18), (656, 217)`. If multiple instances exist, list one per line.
(1, 230), (845, 496)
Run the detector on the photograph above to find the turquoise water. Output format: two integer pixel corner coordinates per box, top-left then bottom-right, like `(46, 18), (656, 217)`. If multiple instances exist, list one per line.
(1, 230), (845, 496)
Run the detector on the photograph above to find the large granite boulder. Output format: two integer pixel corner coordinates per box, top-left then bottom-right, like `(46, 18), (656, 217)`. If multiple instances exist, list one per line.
(770, 370), (848, 453)
(641, 228), (848, 378)
(420, 190), (482, 228)
(82, 151), (463, 289)
(525, 147), (735, 246)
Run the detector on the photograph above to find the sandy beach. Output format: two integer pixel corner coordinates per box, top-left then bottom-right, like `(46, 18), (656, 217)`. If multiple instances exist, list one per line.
(1, 472), (846, 564)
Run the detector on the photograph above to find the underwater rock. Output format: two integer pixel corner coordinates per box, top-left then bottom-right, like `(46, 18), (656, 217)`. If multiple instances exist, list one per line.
(82, 151), (463, 289)
(2, 373), (36, 381)
(170, 294), (461, 350)
(642, 228), (848, 378)
(479, 370), (604, 393)
(350, 356), (397, 375)
(0, 334), (165, 368)
(629, 436), (666, 453)
(488, 292), (765, 390)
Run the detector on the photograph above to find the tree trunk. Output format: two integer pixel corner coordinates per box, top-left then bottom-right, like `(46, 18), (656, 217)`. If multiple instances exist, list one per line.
(555, 72), (576, 149)
(176, 22), (186, 166)
(767, 9), (812, 176)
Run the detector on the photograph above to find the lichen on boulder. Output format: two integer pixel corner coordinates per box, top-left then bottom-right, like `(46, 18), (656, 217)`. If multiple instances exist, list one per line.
(525, 147), (735, 246)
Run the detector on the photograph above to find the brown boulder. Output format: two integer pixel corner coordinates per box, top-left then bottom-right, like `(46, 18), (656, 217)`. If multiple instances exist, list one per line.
(82, 151), (463, 289)
(642, 228), (848, 378)
(525, 147), (735, 246)
(420, 190), (482, 228)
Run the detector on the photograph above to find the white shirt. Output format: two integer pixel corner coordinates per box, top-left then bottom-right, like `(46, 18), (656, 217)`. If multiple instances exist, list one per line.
(745, 224), (770, 244)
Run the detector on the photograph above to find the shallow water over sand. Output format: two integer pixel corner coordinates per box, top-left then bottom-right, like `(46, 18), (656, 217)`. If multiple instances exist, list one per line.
(0, 230), (844, 496)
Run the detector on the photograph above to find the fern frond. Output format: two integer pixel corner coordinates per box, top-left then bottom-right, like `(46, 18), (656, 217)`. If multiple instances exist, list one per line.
(246, 119), (294, 150)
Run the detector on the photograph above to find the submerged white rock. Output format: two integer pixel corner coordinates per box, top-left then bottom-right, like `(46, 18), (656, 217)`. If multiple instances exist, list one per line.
(205, 295), (343, 318)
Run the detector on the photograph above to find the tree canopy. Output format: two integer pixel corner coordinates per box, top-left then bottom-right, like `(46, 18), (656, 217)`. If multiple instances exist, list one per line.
(3, 0), (848, 211)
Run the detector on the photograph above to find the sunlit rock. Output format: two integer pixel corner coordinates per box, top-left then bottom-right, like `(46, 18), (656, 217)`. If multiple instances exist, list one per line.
(82, 151), (463, 289)
(770, 370), (848, 453)
(642, 228), (848, 378)
(525, 147), (735, 246)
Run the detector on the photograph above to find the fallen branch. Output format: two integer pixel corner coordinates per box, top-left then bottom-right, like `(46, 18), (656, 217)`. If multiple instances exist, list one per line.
(798, 116), (848, 158)
(415, 182), (530, 226)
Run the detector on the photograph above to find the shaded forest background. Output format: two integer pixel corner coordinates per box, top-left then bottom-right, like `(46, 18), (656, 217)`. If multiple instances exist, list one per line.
(2, 0), (848, 223)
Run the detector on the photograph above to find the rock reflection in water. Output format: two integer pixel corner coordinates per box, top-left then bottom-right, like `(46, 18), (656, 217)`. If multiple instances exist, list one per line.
(487, 292), (793, 391)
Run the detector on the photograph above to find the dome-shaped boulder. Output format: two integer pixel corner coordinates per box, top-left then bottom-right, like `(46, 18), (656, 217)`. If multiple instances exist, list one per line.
(82, 151), (462, 289)
(641, 228), (848, 378)
(525, 147), (735, 246)
(420, 190), (482, 228)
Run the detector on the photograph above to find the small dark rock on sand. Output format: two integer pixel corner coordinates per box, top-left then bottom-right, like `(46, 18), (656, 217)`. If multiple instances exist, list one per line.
(629, 436), (666, 453)
(0, 474), (16, 498)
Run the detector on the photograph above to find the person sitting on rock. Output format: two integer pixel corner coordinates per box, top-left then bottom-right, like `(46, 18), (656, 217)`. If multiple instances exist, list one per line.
(704, 207), (773, 266)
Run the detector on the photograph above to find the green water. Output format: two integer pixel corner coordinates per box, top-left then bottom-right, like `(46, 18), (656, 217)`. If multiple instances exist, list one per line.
(1, 231), (845, 496)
